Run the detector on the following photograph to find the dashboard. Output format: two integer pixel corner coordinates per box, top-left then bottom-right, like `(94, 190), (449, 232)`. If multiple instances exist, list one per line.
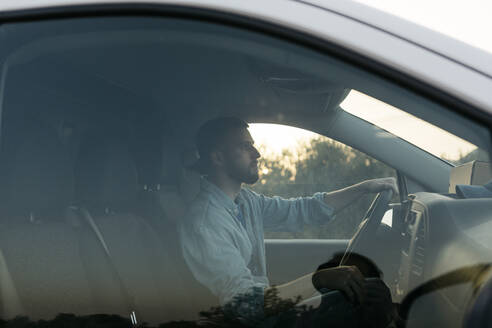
(394, 192), (492, 326)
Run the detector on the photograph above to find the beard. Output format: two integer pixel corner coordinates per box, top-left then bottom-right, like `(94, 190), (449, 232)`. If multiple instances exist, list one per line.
(243, 167), (259, 184)
(226, 161), (259, 185)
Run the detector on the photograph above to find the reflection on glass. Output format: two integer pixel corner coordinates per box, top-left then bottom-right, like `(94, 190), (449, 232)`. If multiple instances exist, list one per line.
(0, 13), (490, 328)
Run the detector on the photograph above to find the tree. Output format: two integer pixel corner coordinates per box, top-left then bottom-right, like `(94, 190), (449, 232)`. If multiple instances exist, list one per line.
(250, 137), (396, 239)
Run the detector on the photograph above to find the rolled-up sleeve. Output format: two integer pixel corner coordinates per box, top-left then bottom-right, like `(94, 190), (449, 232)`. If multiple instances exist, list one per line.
(253, 191), (335, 232)
(178, 204), (267, 319)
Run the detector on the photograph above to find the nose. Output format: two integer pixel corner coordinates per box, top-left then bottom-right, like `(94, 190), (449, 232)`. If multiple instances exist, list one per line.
(252, 146), (261, 159)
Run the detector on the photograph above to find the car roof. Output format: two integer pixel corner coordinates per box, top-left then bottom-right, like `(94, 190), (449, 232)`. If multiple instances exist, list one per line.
(2, 0), (490, 77)
(1, 0), (492, 113)
(299, 0), (492, 79)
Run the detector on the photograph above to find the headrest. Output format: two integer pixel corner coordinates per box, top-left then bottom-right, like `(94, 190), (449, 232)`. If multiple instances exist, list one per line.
(75, 132), (137, 213)
(449, 161), (492, 194)
(5, 126), (73, 219)
(157, 147), (201, 223)
(179, 148), (202, 204)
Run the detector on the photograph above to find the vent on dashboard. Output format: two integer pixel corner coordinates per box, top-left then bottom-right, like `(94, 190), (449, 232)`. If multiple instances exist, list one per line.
(410, 216), (427, 285)
(396, 209), (429, 297)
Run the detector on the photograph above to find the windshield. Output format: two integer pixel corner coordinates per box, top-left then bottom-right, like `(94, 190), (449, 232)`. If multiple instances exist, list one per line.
(341, 90), (482, 164)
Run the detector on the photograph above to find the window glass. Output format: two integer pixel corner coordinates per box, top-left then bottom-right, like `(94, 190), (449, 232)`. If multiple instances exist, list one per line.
(0, 14), (489, 328)
(249, 123), (396, 239)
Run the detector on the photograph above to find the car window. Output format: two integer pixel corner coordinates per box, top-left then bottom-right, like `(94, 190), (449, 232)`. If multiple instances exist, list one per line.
(249, 123), (396, 239)
(341, 90), (486, 164)
(0, 13), (490, 328)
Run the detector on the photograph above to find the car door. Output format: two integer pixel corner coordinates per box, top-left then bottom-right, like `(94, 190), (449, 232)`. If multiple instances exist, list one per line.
(0, 1), (491, 327)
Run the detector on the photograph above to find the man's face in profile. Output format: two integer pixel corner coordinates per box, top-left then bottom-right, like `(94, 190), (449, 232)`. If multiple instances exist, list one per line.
(221, 128), (261, 185)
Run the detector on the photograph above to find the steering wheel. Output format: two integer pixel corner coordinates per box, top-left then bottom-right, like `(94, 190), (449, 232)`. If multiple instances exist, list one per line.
(312, 190), (394, 324)
(340, 189), (393, 266)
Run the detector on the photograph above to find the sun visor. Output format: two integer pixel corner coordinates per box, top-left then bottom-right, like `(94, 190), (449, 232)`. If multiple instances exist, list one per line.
(247, 59), (350, 116)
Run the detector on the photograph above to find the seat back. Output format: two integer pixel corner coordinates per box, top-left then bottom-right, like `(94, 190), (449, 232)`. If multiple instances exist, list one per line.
(0, 125), (111, 319)
(75, 131), (194, 324)
(156, 147), (220, 314)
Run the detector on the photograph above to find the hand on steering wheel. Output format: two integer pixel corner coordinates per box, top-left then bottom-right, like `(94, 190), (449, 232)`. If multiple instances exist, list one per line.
(313, 265), (366, 305)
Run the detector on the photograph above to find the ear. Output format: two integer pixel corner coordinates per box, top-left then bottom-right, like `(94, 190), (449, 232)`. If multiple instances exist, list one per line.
(210, 150), (225, 167)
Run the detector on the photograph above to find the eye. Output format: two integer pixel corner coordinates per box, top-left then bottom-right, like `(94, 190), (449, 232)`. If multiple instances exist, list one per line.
(240, 142), (252, 150)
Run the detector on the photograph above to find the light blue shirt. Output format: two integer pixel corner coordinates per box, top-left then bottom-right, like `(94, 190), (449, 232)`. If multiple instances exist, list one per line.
(178, 177), (334, 318)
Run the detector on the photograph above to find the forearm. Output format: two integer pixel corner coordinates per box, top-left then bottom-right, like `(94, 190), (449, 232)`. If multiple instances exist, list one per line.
(264, 265), (367, 306)
(323, 177), (397, 214)
(265, 272), (317, 303)
(323, 181), (367, 214)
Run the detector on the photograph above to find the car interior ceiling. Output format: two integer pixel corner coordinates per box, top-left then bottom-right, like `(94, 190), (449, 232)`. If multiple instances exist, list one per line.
(4, 51), (455, 195)
(0, 16), (492, 327)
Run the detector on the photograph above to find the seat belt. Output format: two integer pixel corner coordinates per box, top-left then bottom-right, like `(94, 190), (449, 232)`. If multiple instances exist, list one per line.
(399, 263), (491, 324)
(0, 247), (24, 319)
(68, 206), (139, 327)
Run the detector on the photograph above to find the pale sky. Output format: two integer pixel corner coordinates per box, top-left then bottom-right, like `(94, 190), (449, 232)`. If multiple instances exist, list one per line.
(355, 0), (492, 54)
(250, 0), (488, 161)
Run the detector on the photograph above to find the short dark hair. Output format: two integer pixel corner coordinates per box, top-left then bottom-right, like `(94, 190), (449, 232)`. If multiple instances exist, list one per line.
(194, 117), (249, 170)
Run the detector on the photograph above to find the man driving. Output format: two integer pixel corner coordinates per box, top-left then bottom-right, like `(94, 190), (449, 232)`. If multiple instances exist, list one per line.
(178, 117), (397, 324)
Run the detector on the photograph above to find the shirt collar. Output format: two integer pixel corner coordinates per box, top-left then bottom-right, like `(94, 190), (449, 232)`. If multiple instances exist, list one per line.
(201, 176), (244, 210)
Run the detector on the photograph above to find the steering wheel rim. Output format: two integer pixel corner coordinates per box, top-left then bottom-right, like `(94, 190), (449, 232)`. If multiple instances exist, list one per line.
(340, 189), (393, 266)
